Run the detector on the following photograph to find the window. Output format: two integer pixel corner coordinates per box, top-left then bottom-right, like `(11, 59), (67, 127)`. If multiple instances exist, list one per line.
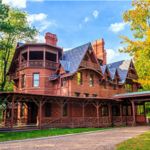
(113, 85), (116, 90)
(125, 84), (132, 92)
(75, 93), (80, 97)
(21, 105), (24, 117)
(33, 73), (39, 87)
(29, 51), (43, 60)
(103, 84), (106, 89)
(102, 105), (108, 116)
(46, 52), (56, 62)
(84, 93), (89, 97)
(63, 103), (67, 117)
(45, 102), (51, 117)
(61, 78), (66, 87)
(22, 75), (25, 88)
(77, 72), (82, 85)
(90, 74), (93, 87)
(83, 55), (88, 61)
(93, 94), (97, 97)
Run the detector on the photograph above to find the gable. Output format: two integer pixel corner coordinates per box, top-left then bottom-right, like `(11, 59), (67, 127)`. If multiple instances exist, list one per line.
(126, 60), (138, 80)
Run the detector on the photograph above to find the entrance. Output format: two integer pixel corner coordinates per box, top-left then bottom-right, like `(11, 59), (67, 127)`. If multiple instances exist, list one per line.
(31, 103), (38, 123)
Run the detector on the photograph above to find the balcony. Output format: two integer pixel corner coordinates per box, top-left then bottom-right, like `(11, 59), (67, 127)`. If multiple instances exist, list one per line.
(20, 60), (58, 70)
(10, 72), (19, 80)
(127, 73), (138, 80)
(80, 60), (99, 70)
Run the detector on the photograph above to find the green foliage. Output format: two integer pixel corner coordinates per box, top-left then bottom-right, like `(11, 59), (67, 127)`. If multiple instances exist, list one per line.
(0, 1), (39, 91)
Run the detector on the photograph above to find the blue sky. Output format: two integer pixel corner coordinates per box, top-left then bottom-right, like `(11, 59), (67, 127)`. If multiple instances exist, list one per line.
(3, 0), (134, 64)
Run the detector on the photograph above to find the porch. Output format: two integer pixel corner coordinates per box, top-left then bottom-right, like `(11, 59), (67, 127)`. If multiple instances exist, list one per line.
(0, 92), (147, 131)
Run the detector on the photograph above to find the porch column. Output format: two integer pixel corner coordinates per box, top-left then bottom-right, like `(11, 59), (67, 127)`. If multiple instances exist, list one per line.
(60, 100), (63, 126)
(96, 101), (99, 124)
(131, 100), (136, 126)
(11, 95), (14, 129)
(144, 102), (147, 124)
(120, 103), (122, 116)
(27, 47), (29, 67)
(82, 101), (85, 124)
(108, 102), (112, 125)
(4, 104), (7, 126)
(38, 100), (42, 129)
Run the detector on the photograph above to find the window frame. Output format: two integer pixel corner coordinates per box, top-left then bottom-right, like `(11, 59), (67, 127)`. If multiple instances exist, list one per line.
(77, 72), (82, 85)
(61, 78), (66, 87)
(63, 103), (67, 117)
(84, 93), (89, 97)
(93, 94), (97, 97)
(90, 74), (93, 87)
(45, 102), (51, 117)
(33, 73), (40, 87)
(75, 93), (80, 97)
(22, 74), (25, 88)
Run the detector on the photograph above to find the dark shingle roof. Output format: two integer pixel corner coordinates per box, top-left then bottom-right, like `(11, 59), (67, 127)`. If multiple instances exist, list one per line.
(102, 59), (131, 83)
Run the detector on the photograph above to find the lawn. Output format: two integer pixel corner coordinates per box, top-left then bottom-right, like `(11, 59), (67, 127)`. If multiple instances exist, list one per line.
(0, 127), (113, 142)
(116, 129), (150, 150)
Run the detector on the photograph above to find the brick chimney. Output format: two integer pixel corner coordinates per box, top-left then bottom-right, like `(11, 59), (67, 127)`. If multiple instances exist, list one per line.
(45, 32), (58, 46)
(93, 39), (107, 65)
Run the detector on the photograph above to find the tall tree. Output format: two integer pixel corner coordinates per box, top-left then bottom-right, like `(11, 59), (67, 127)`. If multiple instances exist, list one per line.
(0, 1), (39, 91)
(119, 0), (150, 90)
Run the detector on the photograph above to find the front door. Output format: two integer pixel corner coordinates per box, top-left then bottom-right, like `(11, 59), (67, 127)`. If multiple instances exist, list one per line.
(31, 103), (38, 123)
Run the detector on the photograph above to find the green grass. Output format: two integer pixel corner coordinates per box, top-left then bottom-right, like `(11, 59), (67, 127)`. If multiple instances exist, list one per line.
(116, 129), (150, 150)
(0, 127), (114, 142)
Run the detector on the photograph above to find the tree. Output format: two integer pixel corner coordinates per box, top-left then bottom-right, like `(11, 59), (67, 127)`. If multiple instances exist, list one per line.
(119, 0), (150, 90)
(0, 1), (39, 91)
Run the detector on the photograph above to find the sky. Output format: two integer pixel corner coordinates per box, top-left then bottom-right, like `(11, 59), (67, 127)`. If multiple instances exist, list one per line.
(2, 0), (134, 64)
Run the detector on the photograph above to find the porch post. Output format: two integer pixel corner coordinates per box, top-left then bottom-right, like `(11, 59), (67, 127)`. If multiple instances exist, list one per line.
(60, 100), (63, 126)
(11, 95), (14, 130)
(131, 100), (136, 126)
(4, 103), (7, 126)
(120, 103), (122, 116)
(144, 102), (146, 124)
(108, 102), (112, 125)
(38, 100), (42, 129)
(82, 101), (85, 125)
(96, 101), (99, 124)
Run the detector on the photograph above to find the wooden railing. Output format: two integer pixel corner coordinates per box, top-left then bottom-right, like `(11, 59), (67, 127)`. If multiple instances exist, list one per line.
(20, 60), (58, 69)
(41, 117), (111, 127)
(81, 60), (99, 69)
(113, 116), (134, 127)
(128, 73), (138, 79)
(10, 72), (19, 80)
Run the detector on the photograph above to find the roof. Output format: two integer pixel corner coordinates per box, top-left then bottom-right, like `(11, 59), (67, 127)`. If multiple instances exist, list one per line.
(113, 90), (150, 99)
(59, 60), (70, 72)
(0, 92), (115, 101)
(50, 42), (90, 80)
(101, 65), (106, 74)
(109, 68), (116, 79)
(102, 59), (131, 83)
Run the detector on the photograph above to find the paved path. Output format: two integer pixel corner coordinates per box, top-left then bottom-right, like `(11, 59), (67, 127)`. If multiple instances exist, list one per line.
(0, 126), (149, 150)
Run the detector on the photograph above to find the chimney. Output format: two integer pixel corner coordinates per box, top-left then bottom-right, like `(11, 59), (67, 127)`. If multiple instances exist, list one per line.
(93, 39), (107, 65)
(45, 32), (58, 46)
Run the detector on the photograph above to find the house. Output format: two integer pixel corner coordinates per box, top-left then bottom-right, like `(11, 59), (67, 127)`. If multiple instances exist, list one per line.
(0, 32), (148, 131)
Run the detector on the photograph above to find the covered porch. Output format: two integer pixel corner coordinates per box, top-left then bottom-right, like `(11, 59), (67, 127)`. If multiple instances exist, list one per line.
(0, 92), (145, 132)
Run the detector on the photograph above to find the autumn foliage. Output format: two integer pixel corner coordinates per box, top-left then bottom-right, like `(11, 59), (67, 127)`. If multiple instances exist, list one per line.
(119, 0), (150, 90)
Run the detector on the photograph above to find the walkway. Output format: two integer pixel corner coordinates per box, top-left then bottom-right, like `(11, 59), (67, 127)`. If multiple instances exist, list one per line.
(0, 126), (149, 150)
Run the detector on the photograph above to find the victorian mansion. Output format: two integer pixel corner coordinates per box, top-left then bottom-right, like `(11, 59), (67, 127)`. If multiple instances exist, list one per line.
(0, 32), (149, 131)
